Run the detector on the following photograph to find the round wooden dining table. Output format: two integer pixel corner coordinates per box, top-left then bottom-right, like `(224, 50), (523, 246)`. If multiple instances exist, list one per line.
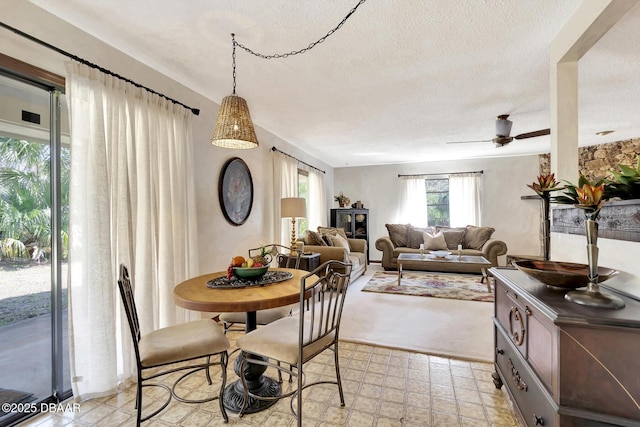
(173, 267), (317, 414)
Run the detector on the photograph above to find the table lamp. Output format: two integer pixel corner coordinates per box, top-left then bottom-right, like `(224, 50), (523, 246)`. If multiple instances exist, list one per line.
(281, 197), (306, 253)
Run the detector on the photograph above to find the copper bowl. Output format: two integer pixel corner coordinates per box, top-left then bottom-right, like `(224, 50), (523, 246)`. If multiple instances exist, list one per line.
(513, 260), (618, 289)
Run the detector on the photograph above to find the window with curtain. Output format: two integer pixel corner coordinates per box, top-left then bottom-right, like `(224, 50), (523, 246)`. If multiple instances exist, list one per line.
(65, 62), (199, 400)
(399, 177), (428, 226)
(306, 167), (326, 231)
(400, 173), (482, 228)
(449, 173), (482, 227)
(273, 150), (326, 245)
(426, 178), (450, 227)
(297, 169), (308, 235)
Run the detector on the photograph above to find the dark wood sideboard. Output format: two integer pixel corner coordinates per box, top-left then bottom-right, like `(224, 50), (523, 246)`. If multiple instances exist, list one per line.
(490, 267), (640, 427)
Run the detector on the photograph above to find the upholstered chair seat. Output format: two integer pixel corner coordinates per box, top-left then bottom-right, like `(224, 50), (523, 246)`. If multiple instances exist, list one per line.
(139, 319), (229, 367)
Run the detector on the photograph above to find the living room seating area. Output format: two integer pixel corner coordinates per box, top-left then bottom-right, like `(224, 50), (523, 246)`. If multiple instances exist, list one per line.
(376, 223), (507, 273)
(299, 226), (367, 281)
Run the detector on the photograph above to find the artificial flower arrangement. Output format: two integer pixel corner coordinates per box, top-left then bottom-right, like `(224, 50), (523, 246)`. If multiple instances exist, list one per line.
(526, 173), (562, 196)
(334, 191), (350, 206)
(552, 175), (607, 219)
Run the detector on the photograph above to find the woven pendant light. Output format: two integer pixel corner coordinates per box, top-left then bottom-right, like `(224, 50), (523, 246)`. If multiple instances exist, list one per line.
(211, 94), (258, 149)
(211, 34), (259, 149)
(213, 2), (368, 149)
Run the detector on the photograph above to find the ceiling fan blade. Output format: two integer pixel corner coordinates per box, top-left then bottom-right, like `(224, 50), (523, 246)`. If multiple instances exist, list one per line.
(514, 128), (551, 140)
(446, 139), (492, 144)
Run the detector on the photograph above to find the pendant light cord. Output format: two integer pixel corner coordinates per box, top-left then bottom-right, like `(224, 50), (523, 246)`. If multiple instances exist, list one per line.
(231, 34), (237, 95)
(232, 0), (367, 60)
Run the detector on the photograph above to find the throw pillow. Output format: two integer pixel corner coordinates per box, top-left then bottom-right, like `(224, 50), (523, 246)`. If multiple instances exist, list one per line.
(423, 231), (448, 250)
(463, 225), (495, 250)
(385, 223), (409, 247)
(304, 230), (327, 246)
(407, 225), (435, 249)
(329, 234), (351, 255)
(435, 226), (467, 250)
(317, 226), (348, 240)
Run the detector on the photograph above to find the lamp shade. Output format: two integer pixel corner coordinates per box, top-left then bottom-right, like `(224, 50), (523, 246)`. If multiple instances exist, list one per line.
(281, 197), (306, 218)
(211, 94), (259, 149)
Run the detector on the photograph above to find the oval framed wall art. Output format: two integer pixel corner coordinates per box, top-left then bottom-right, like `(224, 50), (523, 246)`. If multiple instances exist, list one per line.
(218, 157), (253, 226)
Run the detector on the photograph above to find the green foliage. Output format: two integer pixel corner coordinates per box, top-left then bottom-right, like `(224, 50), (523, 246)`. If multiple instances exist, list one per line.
(0, 136), (69, 261)
(605, 155), (640, 200)
(0, 238), (28, 259)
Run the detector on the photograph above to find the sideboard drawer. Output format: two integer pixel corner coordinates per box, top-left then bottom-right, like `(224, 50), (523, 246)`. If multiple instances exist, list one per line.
(496, 325), (557, 427)
(495, 280), (528, 358)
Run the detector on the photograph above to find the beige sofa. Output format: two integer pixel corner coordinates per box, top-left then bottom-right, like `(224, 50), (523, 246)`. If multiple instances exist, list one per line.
(375, 224), (507, 274)
(299, 232), (367, 281)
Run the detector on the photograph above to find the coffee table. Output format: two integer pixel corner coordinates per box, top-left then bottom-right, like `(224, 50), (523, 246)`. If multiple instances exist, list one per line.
(397, 253), (493, 291)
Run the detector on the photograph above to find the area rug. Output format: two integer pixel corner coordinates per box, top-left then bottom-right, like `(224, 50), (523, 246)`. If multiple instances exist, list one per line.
(361, 270), (494, 302)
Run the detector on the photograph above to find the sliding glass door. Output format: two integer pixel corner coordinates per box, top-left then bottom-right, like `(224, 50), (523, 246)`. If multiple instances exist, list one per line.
(0, 72), (70, 425)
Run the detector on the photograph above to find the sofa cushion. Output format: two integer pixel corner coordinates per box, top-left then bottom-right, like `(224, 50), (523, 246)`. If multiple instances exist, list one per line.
(423, 231), (448, 250)
(423, 232), (449, 251)
(463, 225), (495, 250)
(329, 234), (351, 254)
(385, 223), (410, 247)
(407, 225), (434, 248)
(435, 226), (467, 250)
(348, 252), (364, 268)
(317, 226), (348, 240)
(304, 230), (327, 246)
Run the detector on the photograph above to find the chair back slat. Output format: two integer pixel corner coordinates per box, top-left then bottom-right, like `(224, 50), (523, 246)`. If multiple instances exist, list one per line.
(117, 264), (142, 347)
(299, 261), (352, 349)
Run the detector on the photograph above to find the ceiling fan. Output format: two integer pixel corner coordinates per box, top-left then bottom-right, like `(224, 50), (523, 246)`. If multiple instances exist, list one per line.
(447, 114), (551, 147)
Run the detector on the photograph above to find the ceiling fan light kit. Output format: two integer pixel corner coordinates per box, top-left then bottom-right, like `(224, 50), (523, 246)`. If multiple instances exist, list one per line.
(495, 115), (513, 137)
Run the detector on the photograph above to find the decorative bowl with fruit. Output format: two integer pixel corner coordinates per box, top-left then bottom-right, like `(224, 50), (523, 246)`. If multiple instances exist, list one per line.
(233, 265), (269, 279)
(227, 255), (268, 280)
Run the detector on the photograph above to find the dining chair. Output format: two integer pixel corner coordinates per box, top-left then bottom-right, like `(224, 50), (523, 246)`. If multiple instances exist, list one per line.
(117, 264), (230, 425)
(219, 244), (303, 334)
(234, 260), (353, 426)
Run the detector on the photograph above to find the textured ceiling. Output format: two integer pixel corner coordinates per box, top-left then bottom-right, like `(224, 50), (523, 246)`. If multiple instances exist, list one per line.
(28, 0), (640, 167)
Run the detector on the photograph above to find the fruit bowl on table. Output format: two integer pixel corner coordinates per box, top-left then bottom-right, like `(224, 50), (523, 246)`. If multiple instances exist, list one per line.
(233, 266), (269, 280)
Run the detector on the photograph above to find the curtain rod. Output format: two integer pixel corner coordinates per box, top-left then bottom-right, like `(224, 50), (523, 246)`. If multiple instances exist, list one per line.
(0, 21), (200, 116)
(271, 147), (325, 174)
(398, 170), (483, 178)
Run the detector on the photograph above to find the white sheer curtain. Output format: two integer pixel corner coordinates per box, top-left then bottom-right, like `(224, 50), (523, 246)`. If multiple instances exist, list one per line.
(304, 166), (327, 230)
(65, 62), (199, 400)
(273, 150), (299, 246)
(449, 173), (482, 226)
(399, 177), (428, 226)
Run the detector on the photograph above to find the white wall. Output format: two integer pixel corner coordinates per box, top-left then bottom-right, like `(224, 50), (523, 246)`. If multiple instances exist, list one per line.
(334, 155), (542, 265)
(1, 1), (334, 276)
(552, 233), (640, 278)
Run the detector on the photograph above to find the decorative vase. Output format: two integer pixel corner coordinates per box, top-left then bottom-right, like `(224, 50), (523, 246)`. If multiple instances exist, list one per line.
(564, 213), (625, 309)
(541, 194), (550, 261)
(339, 202), (345, 208)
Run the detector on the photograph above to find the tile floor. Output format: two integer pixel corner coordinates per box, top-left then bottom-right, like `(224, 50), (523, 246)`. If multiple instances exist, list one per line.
(20, 329), (523, 427)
